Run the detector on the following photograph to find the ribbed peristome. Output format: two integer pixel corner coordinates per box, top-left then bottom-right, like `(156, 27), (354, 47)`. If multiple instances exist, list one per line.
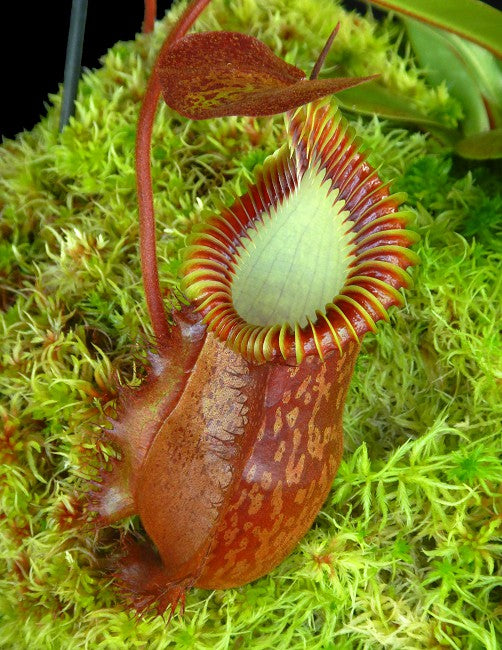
(181, 99), (419, 364)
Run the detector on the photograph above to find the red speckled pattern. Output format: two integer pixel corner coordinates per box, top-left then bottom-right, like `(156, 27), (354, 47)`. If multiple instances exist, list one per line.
(198, 340), (359, 588)
(158, 32), (374, 119)
(137, 332), (268, 581)
(95, 309), (359, 612)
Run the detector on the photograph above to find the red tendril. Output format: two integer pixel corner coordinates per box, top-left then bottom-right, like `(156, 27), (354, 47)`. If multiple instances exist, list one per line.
(136, 0), (213, 345)
(143, 0), (157, 33)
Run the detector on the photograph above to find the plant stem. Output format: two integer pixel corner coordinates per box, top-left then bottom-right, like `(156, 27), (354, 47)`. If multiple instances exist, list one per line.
(143, 0), (157, 33)
(135, 0), (213, 345)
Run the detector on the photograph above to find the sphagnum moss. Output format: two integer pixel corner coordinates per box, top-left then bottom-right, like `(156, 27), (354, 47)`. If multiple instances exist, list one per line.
(0, 0), (500, 648)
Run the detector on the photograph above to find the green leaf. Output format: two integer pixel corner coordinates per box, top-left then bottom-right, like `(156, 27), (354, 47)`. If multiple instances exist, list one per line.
(440, 33), (502, 128)
(366, 0), (502, 59)
(454, 128), (502, 159)
(336, 81), (453, 131)
(403, 18), (489, 136)
(402, 18), (502, 157)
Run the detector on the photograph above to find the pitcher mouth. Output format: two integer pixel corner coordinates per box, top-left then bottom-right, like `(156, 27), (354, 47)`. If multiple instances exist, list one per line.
(180, 100), (419, 364)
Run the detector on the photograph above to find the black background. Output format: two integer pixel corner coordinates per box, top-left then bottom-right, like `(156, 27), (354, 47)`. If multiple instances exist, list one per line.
(2, 1), (174, 139)
(1, 0), (500, 139)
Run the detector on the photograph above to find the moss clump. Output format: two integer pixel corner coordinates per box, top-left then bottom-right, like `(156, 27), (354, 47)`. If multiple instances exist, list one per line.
(0, 0), (500, 648)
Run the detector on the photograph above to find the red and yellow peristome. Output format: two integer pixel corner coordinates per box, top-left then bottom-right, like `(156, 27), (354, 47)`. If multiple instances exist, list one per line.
(181, 99), (419, 364)
(91, 96), (419, 616)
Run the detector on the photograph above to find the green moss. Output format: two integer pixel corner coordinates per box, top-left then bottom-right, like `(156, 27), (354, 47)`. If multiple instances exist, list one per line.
(1, 0), (500, 648)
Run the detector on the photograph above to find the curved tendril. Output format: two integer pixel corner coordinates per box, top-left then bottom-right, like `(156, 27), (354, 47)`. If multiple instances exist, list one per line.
(143, 0), (157, 34)
(136, 0), (213, 345)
